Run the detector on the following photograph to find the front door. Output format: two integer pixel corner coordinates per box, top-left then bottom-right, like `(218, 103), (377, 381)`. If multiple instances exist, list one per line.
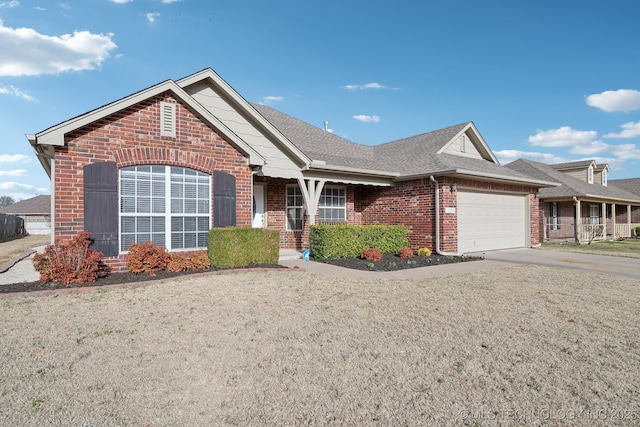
(252, 185), (266, 228)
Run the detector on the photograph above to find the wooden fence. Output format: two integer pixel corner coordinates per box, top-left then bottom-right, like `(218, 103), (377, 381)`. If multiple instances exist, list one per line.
(0, 213), (25, 240)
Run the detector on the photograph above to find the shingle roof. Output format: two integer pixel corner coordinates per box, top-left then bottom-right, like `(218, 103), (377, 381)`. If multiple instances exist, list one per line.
(253, 104), (547, 184)
(610, 178), (640, 197)
(0, 195), (51, 215)
(506, 159), (640, 203)
(550, 160), (596, 170)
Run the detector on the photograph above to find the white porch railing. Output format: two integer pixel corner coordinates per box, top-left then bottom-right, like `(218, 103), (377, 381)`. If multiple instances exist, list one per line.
(577, 224), (605, 243)
(613, 223), (640, 238)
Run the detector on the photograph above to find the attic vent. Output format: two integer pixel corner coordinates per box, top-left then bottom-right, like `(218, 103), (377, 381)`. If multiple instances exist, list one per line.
(461, 135), (466, 153)
(160, 102), (176, 137)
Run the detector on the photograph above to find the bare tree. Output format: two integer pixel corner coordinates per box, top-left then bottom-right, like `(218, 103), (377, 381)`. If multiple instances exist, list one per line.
(0, 196), (16, 208)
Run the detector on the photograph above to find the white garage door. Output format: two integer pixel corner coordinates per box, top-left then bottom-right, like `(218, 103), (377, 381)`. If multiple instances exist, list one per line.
(457, 190), (528, 253)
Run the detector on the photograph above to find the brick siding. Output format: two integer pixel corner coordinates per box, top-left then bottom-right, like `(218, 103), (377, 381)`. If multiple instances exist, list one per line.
(53, 92), (252, 270)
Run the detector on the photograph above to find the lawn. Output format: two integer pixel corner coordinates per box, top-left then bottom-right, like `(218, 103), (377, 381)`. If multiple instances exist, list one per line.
(542, 238), (640, 258)
(1, 266), (639, 426)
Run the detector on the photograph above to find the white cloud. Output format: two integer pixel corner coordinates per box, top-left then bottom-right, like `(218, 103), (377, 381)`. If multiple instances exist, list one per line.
(528, 126), (598, 148)
(0, 169), (27, 176)
(495, 150), (568, 165)
(611, 143), (640, 161)
(586, 89), (640, 112)
(353, 114), (380, 123)
(569, 140), (610, 155)
(110, 0), (132, 3)
(0, 181), (48, 200)
(0, 154), (30, 163)
(34, 6), (45, 11)
(0, 84), (36, 101)
(603, 121), (640, 139)
(261, 95), (283, 105)
(0, 1), (19, 8)
(162, 0), (183, 3)
(0, 21), (117, 76)
(343, 82), (389, 91)
(146, 12), (160, 23)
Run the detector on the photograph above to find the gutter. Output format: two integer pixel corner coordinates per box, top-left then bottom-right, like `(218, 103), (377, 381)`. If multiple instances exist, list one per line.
(429, 176), (461, 256)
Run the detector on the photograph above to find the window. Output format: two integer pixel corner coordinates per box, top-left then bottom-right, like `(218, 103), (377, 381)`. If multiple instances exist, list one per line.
(120, 165), (210, 252)
(286, 185), (303, 231)
(602, 169), (608, 186)
(587, 165), (594, 184)
(589, 205), (599, 225)
(550, 202), (559, 231)
(319, 186), (346, 223)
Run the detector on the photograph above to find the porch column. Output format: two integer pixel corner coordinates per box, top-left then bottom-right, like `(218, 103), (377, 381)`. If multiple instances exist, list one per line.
(574, 198), (581, 242)
(602, 202), (607, 240)
(612, 203), (616, 238)
(629, 205), (633, 236)
(297, 178), (326, 225)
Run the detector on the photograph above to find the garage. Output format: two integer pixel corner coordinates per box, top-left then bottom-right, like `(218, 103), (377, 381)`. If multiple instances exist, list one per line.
(457, 190), (528, 253)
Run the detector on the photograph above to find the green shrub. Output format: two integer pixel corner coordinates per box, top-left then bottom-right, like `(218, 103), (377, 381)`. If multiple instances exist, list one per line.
(310, 224), (408, 259)
(208, 227), (279, 269)
(635, 226), (640, 237)
(32, 231), (103, 285)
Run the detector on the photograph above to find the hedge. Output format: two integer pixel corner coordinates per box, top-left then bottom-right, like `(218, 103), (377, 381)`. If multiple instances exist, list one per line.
(208, 227), (280, 268)
(309, 224), (409, 259)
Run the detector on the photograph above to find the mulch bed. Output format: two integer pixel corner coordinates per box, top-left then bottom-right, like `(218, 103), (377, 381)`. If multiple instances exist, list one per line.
(316, 252), (483, 271)
(1, 253), (482, 295)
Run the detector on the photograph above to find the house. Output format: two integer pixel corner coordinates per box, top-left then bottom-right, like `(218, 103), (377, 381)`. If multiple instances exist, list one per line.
(0, 195), (51, 235)
(27, 68), (555, 270)
(506, 159), (640, 242)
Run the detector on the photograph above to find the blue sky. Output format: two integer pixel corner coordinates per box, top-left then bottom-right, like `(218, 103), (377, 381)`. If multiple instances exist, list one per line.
(1, 0), (640, 201)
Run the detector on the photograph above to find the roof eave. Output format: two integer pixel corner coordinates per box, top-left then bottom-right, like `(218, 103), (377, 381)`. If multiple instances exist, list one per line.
(397, 168), (559, 187)
(303, 162), (399, 178)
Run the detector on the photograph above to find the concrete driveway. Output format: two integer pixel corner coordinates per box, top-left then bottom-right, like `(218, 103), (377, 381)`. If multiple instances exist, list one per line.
(470, 248), (640, 279)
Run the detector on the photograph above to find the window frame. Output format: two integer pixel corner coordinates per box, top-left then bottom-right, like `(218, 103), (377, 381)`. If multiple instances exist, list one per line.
(602, 169), (608, 186)
(286, 184), (304, 231)
(318, 185), (346, 223)
(588, 205), (599, 225)
(119, 165), (211, 253)
(587, 165), (594, 184)
(550, 202), (559, 231)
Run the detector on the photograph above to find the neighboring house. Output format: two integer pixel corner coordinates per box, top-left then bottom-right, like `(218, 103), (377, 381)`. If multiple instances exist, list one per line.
(610, 178), (640, 198)
(27, 68), (554, 270)
(506, 159), (640, 242)
(0, 195), (51, 235)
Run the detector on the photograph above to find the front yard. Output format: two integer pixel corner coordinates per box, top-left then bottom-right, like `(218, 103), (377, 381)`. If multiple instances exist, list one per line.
(1, 266), (639, 426)
(542, 238), (640, 258)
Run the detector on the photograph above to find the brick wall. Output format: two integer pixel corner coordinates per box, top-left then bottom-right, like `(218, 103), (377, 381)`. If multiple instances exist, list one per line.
(53, 92), (252, 270)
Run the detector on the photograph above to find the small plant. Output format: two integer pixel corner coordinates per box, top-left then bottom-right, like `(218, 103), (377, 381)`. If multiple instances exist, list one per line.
(399, 247), (414, 258)
(126, 241), (169, 275)
(166, 253), (190, 272)
(407, 259), (417, 265)
(360, 247), (382, 262)
(32, 231), (103, 285)
(416, 247), (432, 257)
(366, 262), (375, 268)
(388, 261), (397, 268)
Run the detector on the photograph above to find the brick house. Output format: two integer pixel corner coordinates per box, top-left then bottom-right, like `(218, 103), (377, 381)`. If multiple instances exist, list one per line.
(506, 159), (640, 242)
(28, 68), (554, 270)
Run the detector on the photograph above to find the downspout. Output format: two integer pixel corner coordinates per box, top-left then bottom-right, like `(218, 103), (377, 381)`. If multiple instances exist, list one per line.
(430, 176), (461, 256)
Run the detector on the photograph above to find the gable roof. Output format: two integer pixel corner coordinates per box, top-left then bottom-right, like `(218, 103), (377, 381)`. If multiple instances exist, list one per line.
(28, 67), (556, 188)
(550, 160), (597, 170)
(28, 77), (266, 177)
(610, 178), (640, 197)
(0, 195), (50, 215)
(506, 159), (640, 203)
(254, 104), (554, 186)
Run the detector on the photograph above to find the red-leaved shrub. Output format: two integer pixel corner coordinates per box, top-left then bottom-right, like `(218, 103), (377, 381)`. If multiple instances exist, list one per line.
(360, 247), (382, 262)
(165, 250), (211, 272)
(32, 231), (102, 285)
(126, 241), (169, 275)
(190, 251), (211, 270)
(399, 247), (414, 258)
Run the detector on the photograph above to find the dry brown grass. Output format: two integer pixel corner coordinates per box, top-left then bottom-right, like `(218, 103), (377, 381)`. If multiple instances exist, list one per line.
(1, 266), (639, 426)
(0, 235), (50, 265)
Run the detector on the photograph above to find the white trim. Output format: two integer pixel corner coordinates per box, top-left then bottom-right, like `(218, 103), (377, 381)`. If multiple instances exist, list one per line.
(160, 102), (176, 137)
